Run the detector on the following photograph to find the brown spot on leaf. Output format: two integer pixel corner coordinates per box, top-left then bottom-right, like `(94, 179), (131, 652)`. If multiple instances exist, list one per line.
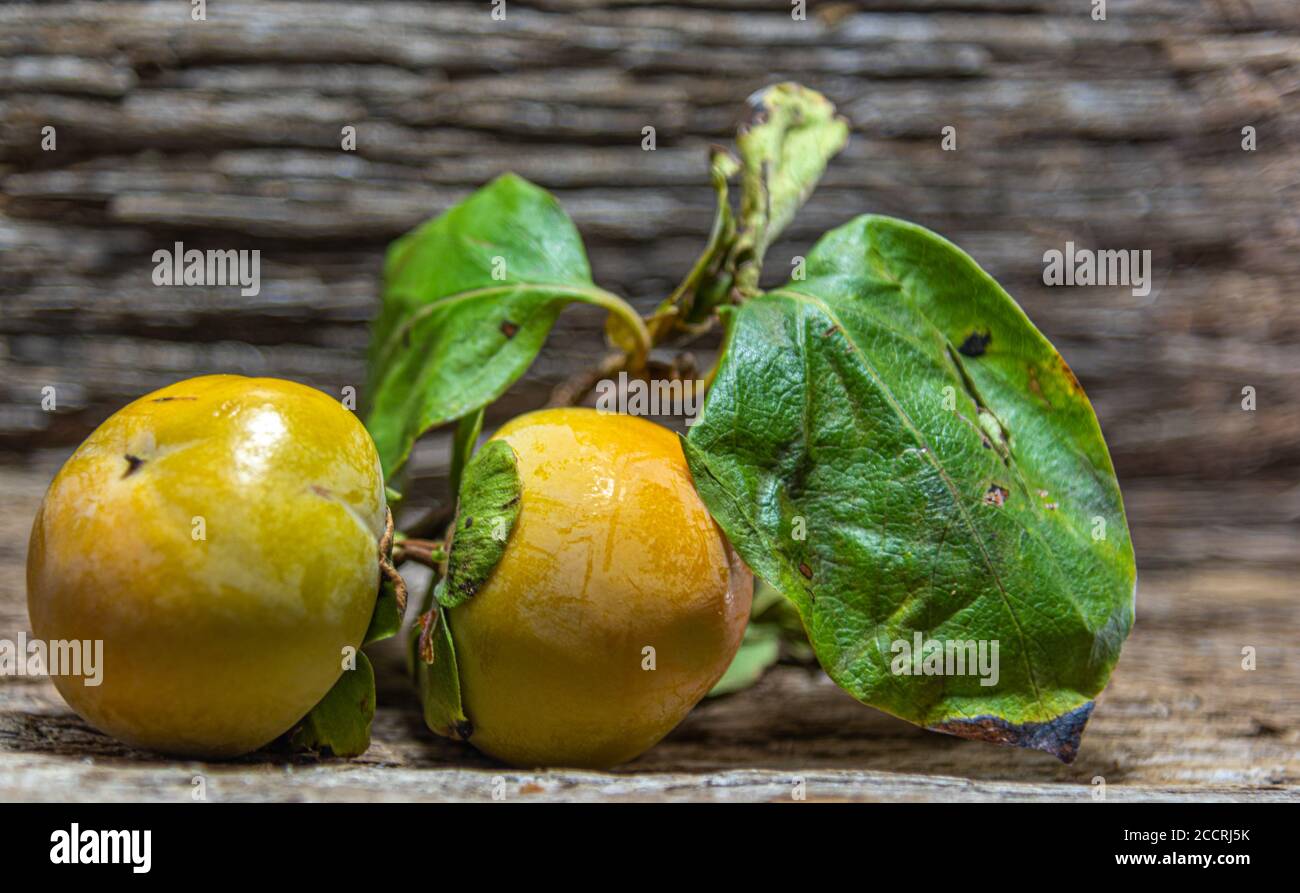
(463, 516), (473, 528)
(1057, 354), (1084, 396)
(958, 331), (991, 357)
(500, 319), (518, 338)
(982, 484), (1008, 507)
(122, 455), (145, 478)
(1026, 365), (1052, 408)
(798, 562), (813, 579)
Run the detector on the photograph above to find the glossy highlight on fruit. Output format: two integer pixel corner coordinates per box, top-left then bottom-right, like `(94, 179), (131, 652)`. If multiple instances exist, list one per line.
(449, 407), (752, 768)
(26, 375), (386, 757)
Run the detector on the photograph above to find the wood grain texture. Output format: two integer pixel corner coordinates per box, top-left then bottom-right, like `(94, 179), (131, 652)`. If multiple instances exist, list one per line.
(0, 1), (1297, 801)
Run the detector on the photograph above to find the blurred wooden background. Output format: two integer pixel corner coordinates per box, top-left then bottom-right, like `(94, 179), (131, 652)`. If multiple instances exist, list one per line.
(0, 1), (1296, 800)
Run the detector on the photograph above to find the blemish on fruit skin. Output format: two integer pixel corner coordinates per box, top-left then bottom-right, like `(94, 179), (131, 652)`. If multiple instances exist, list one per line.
(122, 454), (146, 478)
(151, 396), (196, 402)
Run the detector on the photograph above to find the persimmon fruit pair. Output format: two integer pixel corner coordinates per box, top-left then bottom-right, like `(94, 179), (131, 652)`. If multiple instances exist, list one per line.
(26, 375), (749, 766)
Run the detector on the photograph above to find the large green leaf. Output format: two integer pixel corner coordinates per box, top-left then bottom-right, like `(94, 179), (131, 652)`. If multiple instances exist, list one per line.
(684, 215), (1135, 762)
(365, 173), (640, 477)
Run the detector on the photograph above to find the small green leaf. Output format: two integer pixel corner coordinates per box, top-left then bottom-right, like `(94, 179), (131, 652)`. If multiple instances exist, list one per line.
(686, 215), (1135, 762)
(365, 173), (646, 478)
(708, 623), (781, 697)
(408, 436), (518, 743)
(730, 83), (849, 295)
(411, 580), (472, 741)
(363, 574), (402, 646)
(707, 580), (809, 698)
(287, 651), (376, 758)
(440, 439), (521, 609)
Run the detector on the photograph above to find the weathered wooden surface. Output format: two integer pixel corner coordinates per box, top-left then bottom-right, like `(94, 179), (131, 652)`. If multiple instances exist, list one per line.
(2, 1), (1299, 488)
(1, 1), (1298, 801)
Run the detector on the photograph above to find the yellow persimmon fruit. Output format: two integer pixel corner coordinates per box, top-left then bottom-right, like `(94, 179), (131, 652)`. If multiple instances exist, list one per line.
(26, 375), (386, 757)
(448, 407), (753, 768)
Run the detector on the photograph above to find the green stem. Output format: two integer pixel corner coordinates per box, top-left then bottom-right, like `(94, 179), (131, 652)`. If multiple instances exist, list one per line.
(584, 286), (652, 373)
